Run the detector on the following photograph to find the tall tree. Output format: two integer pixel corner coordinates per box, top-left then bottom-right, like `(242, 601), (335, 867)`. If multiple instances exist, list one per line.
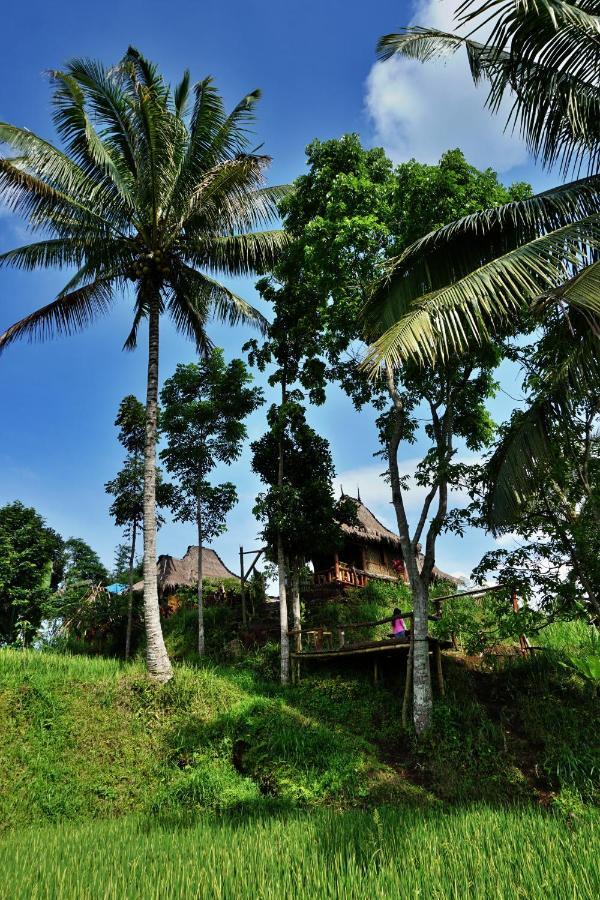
(105, 394), (174, 659)
(265, 139), (521, 728)
(0, 49), (287, 681)
(251, 396), (354, 680)
(0, 502), (63, 645)
(247, 275), (354, 683)
(160, 350), (262, 655)
(62, 538), (108, 585)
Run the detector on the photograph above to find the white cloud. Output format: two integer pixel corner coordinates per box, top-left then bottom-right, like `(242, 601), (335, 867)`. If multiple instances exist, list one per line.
(334, 455), (479, 533)
(365, 0), (528, 173)
(494, 531), (519, 548)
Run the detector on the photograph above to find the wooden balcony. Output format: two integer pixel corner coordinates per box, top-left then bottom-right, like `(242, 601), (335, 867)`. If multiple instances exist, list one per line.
(312, 561), (370, 589)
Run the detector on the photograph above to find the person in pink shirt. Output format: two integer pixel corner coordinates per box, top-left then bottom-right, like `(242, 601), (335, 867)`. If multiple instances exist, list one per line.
(391, 608), (406, 638)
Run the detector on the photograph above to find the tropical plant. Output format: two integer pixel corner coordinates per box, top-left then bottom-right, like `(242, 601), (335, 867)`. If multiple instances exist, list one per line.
(367, 0), (600, 509)
(61, 537), (108, 586)
(263, 138), (518, 725)
(160, 350), (262, 655)
(0, 49), (287, 680)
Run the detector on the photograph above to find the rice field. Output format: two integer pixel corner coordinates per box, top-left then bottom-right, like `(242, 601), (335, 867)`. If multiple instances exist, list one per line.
(0, 806), (598, 900)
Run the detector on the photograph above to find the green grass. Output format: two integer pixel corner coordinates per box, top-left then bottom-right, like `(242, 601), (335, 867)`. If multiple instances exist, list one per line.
(535, 620), (599, 654)
(1, 807), (598, 899)
(1, 643), (599, 896)
(0, 648), (431, 830)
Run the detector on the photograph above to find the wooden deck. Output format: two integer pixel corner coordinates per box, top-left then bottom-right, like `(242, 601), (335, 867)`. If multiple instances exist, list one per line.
(291, 635), (448, 660)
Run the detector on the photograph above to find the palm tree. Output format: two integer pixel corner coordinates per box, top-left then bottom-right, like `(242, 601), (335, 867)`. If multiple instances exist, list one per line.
(0, 49), (287, 681)
(365, 0), (600, 507)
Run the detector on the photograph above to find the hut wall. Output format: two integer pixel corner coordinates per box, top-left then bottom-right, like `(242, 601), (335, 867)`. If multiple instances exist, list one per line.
(362, 543), (398, 578)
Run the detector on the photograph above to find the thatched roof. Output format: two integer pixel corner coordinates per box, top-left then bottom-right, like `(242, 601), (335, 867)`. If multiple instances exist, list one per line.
(341, 498), (402, 547)
(132, 546), (238, 593)
(341, 498), (460, 586)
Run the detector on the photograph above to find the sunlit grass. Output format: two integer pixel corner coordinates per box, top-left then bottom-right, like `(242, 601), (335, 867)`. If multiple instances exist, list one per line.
(1, 807), (598, 899)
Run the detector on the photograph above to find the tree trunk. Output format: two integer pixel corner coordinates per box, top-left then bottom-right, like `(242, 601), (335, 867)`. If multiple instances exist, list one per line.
(277, 376), (290, 685)
(197, 498), (205, 656)
(291, 567), (301, 653)
(142, 289), (172, 683)
(384, 362), (433, 734)
(278, 532), (289, 685)
(402, 627), (414, 728)
(411, 579), (432, 733)
(125, 519), (137, 661)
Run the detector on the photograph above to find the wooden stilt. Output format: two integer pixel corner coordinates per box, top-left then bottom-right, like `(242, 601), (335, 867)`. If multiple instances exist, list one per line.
(402, 631), (414, 727)
(373, 661), (379, 684)
(435, 641), (445, 696)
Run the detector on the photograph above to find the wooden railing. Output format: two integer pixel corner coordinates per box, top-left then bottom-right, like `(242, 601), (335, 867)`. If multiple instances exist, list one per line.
(311, 562), (401, 589)
(289, 613), (418, 653)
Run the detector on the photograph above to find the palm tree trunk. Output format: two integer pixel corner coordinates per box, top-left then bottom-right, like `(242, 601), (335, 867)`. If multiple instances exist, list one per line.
(142, 289), (172, 682)
(125, 519), (137, 661)
(197, 495), (205, 656)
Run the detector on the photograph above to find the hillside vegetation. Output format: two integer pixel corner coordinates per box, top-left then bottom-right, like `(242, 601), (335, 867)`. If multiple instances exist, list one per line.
(1, 640), (599, 897)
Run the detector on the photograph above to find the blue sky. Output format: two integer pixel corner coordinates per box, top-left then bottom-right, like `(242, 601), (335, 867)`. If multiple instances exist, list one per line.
(0, 0), (554, 579)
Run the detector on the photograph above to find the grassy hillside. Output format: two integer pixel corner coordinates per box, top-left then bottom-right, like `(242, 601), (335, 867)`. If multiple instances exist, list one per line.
(1, 637), (599, 829)
(1, 641), (599, 897)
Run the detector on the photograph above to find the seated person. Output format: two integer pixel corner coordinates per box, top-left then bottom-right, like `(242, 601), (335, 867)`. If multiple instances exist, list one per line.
(391, 608), (406, 638)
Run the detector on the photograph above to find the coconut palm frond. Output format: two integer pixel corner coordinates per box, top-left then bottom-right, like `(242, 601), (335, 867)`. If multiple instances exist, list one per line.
(184, 229), (291, 277)
(377, 0), (600, 174)
(0, 238), (88, 271)
(397, 176), (600, 268)
(173, 69), (191, 117)
(0, 154), (120, 238)
(0, 277), (117, 352)
(484, 399), (553, 527)
(48, 71), (135, 213)
(63, 57), (139, 176)
(365, 215), (600, 371)
(175, 154), (272, 233)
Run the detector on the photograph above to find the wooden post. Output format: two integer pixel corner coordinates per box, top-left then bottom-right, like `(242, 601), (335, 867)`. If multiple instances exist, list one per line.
(373, 661), (379, 684)
(334, 552), (340, 583)
(435, 641), (445, 696)
(512, 587), (529, 655)
(338, 627), (345, 649)
(239, 546), (247, 626)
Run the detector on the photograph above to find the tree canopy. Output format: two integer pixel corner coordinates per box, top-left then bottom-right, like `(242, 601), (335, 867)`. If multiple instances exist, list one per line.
(0, 502), (64, 645)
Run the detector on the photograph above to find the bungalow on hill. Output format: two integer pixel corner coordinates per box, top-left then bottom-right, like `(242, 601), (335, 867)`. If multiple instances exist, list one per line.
(308, 496), (459, 593)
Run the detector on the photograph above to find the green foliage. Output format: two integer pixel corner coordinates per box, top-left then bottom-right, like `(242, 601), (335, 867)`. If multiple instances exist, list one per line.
(251, 398), (350, 564)
(0, 50), (286, 356)
(0, 502), (64, 645)
(162, 600), (240, 660)
(305, 580), (412, 643)
(62, 538), (108, 586)
(1, 641), (599, 837)
(432, 590), (544, 654)
(105, 395), (174, 535)
(369, 3), (600, 497)
(160, 349), (263, 543)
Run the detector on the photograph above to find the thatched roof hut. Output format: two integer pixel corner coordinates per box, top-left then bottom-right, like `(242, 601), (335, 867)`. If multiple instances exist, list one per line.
(132, 546), (238, 595)
(311, 497), (460, 587)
